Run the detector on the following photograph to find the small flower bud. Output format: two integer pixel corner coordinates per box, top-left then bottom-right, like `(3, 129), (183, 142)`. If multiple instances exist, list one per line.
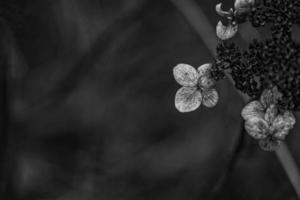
(234, 0), (255, 11)
(216, 21), (238, 40)
(216, 3), (233, 18)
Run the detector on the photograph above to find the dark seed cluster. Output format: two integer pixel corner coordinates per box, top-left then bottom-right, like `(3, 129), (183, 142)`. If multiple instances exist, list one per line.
(211, 0), (300, 111)
(249, 0), (300, 36)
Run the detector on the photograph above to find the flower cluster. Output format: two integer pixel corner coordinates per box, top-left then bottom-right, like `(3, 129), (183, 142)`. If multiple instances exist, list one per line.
(172, 0), (299, 151)
(213, 35), (300, 111)
(212, 0), (300, 110)
(249, 0), (300, 36)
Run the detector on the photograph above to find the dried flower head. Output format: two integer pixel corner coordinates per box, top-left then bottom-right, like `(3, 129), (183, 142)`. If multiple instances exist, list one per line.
(241, 87), (296, 151)
(173, 63), (219, 112)
(212, 34), (300, 111)
(249, 0), (300, 35)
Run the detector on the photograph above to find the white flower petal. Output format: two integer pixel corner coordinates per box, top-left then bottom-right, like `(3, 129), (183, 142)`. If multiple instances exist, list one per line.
(173, 64), (199, 87)
(216, 3), (233, 18)
(199, 76), (216, 89)
(216, 21), (238, 40)
(197, 63), (215, 89)
(244, 118), (268, 140)
(202, 88), (219, 108)
(260, 89), (272, 108)
(273, 111), (296, 129)
(273, 129), (289, 140)
(260, 87), (282, 108)
(283, 111), (296, 127)
(273, 111), (295, 139)
(234, 0), (255, 10)
(175, 87), (202, 112)
(241, 101), (264, 121)
(264, 104), (278, 124)
(197, 63), (212, 77)
(272, 115), (285, 131)
(259, 137), (281, 151)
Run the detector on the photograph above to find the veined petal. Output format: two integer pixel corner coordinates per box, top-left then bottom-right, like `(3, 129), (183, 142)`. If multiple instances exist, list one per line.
(273, 129), (289, 140)
(234, 0), (255, 10)
(244, 118), (268, 140)
(216, 3), (233, 18)
(197, 63), (215, 89)
(260, 89), (272, 108)
(273, 111), (296, 130)
(241, 101), (264, 121)
(175, 87), (202, 112)
(264, 104), (278, 124)
(199, 76), (216, 89)
(260, 87), (282, 108)
(283, 111), (296, 128)
(202, 88), (219, 108)
(259, 137), (281, 151)
(216, 21), (238, 40)
(273, 111), (295, 139)
(197, 63), (212, 77)
(173, 64), (199, 87)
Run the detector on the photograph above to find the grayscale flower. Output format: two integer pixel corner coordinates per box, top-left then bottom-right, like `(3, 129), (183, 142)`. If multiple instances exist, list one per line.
(216, 21), (238, 40)
(173, 63), (219, 112)
(216, 0), (255, 40)
(241, 87), (296, 151)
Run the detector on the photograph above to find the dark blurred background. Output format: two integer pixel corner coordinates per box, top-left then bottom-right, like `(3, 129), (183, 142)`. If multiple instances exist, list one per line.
(0, 0), (300, 199)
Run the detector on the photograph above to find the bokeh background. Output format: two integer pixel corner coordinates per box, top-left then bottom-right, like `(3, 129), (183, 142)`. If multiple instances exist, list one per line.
(0, 0), (300, 199)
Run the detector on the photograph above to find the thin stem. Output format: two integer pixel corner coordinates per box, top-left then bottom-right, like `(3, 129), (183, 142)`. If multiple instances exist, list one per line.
(170, 0), (300, 198)
(276, 143), (300, 197)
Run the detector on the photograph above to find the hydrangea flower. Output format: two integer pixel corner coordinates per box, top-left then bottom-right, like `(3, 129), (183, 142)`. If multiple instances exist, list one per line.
(216, 0), (255, 40)
(241, 87), (296, 151)
(213, 0), (300, 111)
(173, 63), (219, 112)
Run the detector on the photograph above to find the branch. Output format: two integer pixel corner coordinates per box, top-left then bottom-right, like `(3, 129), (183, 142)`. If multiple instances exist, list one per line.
(276, 142), (300, 197)
(170, 0), (300, 198)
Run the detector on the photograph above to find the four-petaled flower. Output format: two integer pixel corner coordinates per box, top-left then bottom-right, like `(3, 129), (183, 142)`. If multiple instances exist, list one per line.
(173, 63), (219, 113)
(216, 0), (255, 40)
(241, 87), (296, 151)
